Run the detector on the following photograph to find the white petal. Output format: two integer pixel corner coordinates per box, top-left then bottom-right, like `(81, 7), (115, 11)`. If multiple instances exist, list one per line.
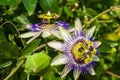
(61, 63), (72, 78)
(26, 24), (31, 29)
(73, 66), (81, 80)
(68, 28), (75, 32)
(59, 26), (72, 43)
(26, 31), (41, 44)
(93, 56), (100, 62)
(48, 41), (64, 51)
(51, 31), (62, 39)
(86, 26), (96, 39)
(51, 54), (67, 66)
(88, 66), (95, 75)
(75, 18), (82, 31)
(93, 41), (101, 48)
(19, 32), (39, 38)
(42, 31), (51, 38)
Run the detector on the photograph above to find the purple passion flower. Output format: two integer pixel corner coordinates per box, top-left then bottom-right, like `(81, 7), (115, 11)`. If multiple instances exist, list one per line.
(20, 21), (69, 44)
(48, 18), (101, 80)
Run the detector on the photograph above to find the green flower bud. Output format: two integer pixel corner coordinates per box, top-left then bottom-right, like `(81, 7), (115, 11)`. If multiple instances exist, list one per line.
(25, 52), (51, 75)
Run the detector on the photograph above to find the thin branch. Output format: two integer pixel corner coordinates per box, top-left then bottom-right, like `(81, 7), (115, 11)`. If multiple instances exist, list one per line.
(99, 20), (113, 23)
(39, 76), (43, 80)
(27, 74), (30, 80)
(0, 21), (25, 47)
(81, 0), (86, 12)
(34, 40), (56, 51)
(34, 44), (46, 51)
(106, 71), (120, 79)
(85, 6), (114, 28)
(3, 60), (25, 80)
(81, 0), (89, 23)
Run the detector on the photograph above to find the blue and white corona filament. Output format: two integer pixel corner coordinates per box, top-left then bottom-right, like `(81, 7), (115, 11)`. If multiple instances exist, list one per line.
(48, 18), (101, 80)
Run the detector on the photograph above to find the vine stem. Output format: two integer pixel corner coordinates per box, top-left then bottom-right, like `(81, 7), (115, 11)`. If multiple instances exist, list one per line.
(3, 60), (25, 80)
(27, 74), (30, 80)
(81, 0), (89, 23)
(40, 76), (43, 80)
(81, 0), (86, 12)
(0, 21), (25, 47)
(85, 6), (114, 28)
(99, 20), (113, 23)
(106, 71), (120, 79)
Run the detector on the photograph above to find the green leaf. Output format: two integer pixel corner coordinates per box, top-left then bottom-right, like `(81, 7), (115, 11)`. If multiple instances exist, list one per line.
(66, 1), (79, 6)
(99, 42), (112, 52)
(63, 6), (74, 17)
(86, 8), (97, 16)
(20, 72), (27, 80)
(20, 39), (41, 57)
(22, 0), (37, 15)
(0, 61), (12, 69)
(25, 52), (51, 74)
(0, 30), (7, 42)
(104, 33), (119, 41)
(0, 41), (19, 59)
(39, 0), (59, 13)
(58, 7), (63, 16)
(0, 0), (17, 5)
(14, 14), (31, 24)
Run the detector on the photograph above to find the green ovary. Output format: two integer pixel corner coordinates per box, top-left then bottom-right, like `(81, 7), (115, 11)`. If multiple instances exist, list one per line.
(72, 40), (97, 64)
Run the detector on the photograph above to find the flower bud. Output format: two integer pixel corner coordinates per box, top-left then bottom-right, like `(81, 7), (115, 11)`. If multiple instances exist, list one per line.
(24, 52), (51, 75)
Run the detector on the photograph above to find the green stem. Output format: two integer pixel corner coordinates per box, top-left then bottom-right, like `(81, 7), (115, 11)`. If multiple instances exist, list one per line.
(81, 0), (89, 23)
(35, 44), (46, 51)
(27, 74), (30, 80)
(0, 21), (25, 48)
(85, 6), (113, 28)
(34, 40), (56, 52)
(40, 76), (43, 80)
(99, 20), (113, 23)
(3, 60), (25, 80)
(106, 71), (120, 79)
(81, 0), (86, 12)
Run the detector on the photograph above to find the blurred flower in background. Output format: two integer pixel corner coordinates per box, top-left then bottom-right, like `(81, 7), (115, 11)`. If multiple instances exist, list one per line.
(20, 11), (70, 44)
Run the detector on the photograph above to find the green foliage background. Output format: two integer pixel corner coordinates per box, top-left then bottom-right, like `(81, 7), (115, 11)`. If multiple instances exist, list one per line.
(0, 0), (120, 80)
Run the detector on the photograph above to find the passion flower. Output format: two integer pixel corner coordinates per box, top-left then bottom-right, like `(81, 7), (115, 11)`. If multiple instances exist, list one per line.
(48, 18), (101, 80)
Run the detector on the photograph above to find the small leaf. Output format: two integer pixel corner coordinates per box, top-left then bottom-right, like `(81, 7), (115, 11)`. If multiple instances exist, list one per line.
(0, 30), (7, 42)
(0, 0), (17, 5)
(22, 0), (37, 15)
(100, 14), (110, 20)
(25, 52), (51, 74)
(99, 42), (112, 52)
(86, 8), (97, 16)
(104, 33), (119, 41)
(58, 7), (63, 16)
(43, 68), (60, 80)
(20, 39), (41, 57)
(63, 6), (74, 17)
(14, 14), (31, 24)
(39, 0), (59, 13)
(66, 1), (79, 6)
(0, 61), (12, 69)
